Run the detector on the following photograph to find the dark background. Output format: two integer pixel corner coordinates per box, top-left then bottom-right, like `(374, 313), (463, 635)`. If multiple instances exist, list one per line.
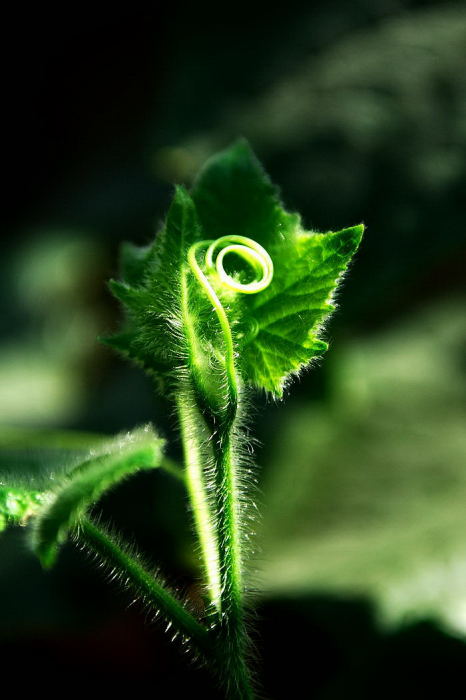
(1, 2), (465, 697)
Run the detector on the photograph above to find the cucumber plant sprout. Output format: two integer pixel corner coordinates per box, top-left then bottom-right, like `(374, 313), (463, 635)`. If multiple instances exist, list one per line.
(0, 141), (363, 698)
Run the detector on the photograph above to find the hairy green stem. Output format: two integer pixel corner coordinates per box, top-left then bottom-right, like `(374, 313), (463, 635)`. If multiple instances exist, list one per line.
(77, 517), (212, 656)
(177, 391), (222, 613)
(213, 423), (254, 700)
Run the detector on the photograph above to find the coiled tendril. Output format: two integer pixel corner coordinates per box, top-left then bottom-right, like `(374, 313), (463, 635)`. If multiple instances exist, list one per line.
(204, 235), (273, 294)
(187, 235), (273, 397)
(189, 234), (273, 298)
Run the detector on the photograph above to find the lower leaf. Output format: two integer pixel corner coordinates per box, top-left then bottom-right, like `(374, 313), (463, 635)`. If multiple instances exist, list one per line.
(31, 425), (165, 567)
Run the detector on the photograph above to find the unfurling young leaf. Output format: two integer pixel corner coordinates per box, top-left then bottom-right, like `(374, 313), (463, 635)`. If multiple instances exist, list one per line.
(107, 140), (363, 397)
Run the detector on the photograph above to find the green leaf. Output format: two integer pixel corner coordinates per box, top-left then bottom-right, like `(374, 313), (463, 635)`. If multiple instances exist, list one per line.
(31, 425), (165, 568)
(108, 141), (363, 397)
(192, 140), (364, 396)
(192, 140), (299, 248)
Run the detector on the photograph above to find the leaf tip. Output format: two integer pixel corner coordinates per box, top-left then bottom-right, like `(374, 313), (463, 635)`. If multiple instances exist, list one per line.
(352, 223), (365, 246)
(331, 223), (365, 259)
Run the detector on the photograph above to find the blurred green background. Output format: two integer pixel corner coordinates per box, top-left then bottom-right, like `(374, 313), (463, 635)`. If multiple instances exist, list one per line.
(1, 2), (465, 697)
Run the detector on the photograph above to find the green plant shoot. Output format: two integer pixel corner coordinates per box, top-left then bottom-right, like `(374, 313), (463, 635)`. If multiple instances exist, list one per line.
(1, 140), (363, 699)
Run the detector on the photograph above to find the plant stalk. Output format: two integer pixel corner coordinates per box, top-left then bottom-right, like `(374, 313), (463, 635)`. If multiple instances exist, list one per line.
(177, 391), (222, 613)
(213, 422), (254, 700)
(77, 516), (211, 657)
